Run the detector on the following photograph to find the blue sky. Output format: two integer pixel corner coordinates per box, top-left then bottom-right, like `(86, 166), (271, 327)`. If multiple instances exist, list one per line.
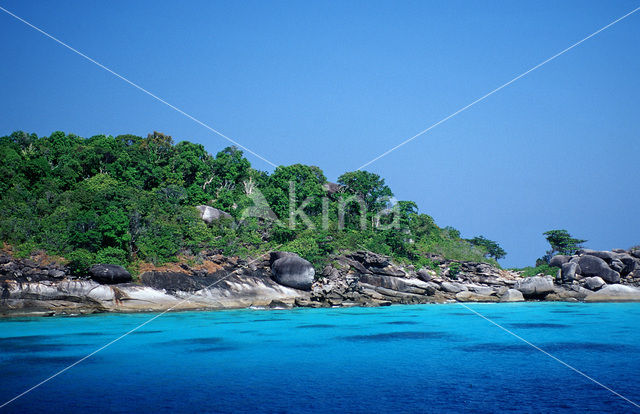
(1, 0), (638, 267)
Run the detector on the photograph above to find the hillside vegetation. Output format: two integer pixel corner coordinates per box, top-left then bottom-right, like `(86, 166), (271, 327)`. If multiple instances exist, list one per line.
(0, 131), (504, 274)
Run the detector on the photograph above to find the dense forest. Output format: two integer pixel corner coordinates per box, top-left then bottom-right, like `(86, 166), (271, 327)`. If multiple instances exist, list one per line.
(0, 130), (506, 276)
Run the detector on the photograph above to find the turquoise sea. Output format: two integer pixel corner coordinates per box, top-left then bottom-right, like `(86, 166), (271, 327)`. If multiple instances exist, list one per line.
(1, 303), (639, 413)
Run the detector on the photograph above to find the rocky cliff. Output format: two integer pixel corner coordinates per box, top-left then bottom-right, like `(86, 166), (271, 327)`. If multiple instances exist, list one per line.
(2, 248), (640, 317)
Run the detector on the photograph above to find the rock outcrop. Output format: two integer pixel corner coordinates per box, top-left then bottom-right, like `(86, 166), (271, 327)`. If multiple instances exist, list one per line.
(585, 284), (640, 302)
(513, 276), (554, 298)
(271, 254), (315, 291)
(3, 246), (640, 317)
(195, 205), (232, 224)
(89, 264), (132, 284)
(500, 289), (525, 302)
(0, 251), (305, 316)
(549, 248), (640, 286)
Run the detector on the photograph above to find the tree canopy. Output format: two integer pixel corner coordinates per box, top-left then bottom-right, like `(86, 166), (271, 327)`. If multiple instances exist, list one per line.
(0, 130), (507, 274)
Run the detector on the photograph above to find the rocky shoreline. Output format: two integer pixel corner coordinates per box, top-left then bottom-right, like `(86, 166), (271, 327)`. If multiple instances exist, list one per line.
(2, 248), (640, 317)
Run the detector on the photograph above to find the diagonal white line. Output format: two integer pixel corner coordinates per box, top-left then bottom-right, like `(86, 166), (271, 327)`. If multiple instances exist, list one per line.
(356, 6), (640, 171)
(0, 249), (279, 409)
(0, 5), (278, 169)
(458, 302), (640, 410)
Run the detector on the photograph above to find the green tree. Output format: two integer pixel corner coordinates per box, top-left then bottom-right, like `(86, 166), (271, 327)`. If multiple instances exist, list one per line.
(468, 236), (507, 260)
(337, 170), (392, 212)
(542, 229), (586, 259)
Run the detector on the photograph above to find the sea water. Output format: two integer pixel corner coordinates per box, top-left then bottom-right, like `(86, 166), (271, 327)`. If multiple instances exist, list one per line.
(0, 303), (638, 413)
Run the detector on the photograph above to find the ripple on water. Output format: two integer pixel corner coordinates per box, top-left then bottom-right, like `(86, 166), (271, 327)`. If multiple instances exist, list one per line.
(460, 342), (637, 353)
(339, 331), (453, 342)
(0, 335), (85, 353)
(384, 321), (419, 325)
(508, 323), (570, 329)
(159, 337), (224, 346)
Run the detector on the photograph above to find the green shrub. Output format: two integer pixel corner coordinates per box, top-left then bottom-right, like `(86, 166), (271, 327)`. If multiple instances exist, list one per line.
(514, 264), (557, 278)
(95, 247), (128, 266)
(67, 249), (95, 275)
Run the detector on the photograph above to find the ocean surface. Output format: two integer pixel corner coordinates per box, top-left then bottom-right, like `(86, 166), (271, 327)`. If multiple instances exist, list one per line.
(0, 303), (639, 413)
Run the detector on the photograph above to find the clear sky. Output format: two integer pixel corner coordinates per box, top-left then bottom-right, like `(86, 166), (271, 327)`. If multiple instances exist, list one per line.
(1, 0), (639, 267)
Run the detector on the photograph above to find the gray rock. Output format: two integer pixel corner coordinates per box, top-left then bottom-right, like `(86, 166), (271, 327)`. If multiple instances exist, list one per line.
(322, 182), (344, 195)
(576, 255), (620, 283)
(48, 269), (66, 279)
(514, 276), (554, 297)
(614, 254), (638, 276)
(585, 284), (640, 302)
(271, 256), (315, 291)
(441, 281), (468, 293)
(561, 262), (580, 283)
(500, 289), (525, 302)
(583, 276), (606, 291)
(196, 205), (232, 224)
(416, 269), (432, 282)
(269, 251), (298, 266)
(630, 248), (640, 259)
(578, 250), (616, 262)
(89, 264), (132, 284)
(547, 286), (590, 301)
(455, 291), (499, 302)
(549, 255), (570, 268)
(468, 285), (495, 296)
(610, 259), (624, 273)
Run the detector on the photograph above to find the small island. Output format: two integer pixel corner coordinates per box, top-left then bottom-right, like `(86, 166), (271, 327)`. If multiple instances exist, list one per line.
(1, 131), (639, 316)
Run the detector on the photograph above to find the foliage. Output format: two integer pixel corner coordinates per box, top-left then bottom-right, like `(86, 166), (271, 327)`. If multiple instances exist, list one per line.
(515, 264), (558, 278)
(0, 130), (508, 273)
(539, 229), (587, 263)
(468, 236), (507, 260)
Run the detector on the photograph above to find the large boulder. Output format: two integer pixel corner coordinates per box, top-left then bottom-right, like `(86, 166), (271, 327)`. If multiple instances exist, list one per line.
(89, 264), (132, 284)
(609, 259), (624, 273)
(196, 205), (232, 224)
(441, 281), (468, 293)
(561, 262), (580, 283)
(615, 254), (638, 276)
(549, 255), (570, 268)
(269, 251), (298, 266)
(500, 289), (525, 302)
(577, 249), (617, 262)
(322, 182), (343, 195)
(583, 276), (606, 291)
(576, 255), (620, 283)
(514, 276), (554, 297)
(271, 256), (315, 291)
(585, 284), (640, 302)
(416, 269), (433, 282)
(455, 291), (499, 302)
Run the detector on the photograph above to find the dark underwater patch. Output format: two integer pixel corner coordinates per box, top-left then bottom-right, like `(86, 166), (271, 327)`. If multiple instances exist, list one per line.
(67, 332), (106, 337)
(130, 330), (163, 335)
(459, 342), (637, 353)
(191, 345), (240, 353)
(340, 331), (452, 342)
(160, 337), (224, 346)
(544, 342), (637, 353)
(447, 312), (503, 318)
(508, 323), (570, 329)
(296, 324), (336, 329)
(384, 321), (419, 325)
(459, 343), (535, 353)
(250, 318), (290, 322)
(10, 355), (96, 365)
(0, 335), (80, 353)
